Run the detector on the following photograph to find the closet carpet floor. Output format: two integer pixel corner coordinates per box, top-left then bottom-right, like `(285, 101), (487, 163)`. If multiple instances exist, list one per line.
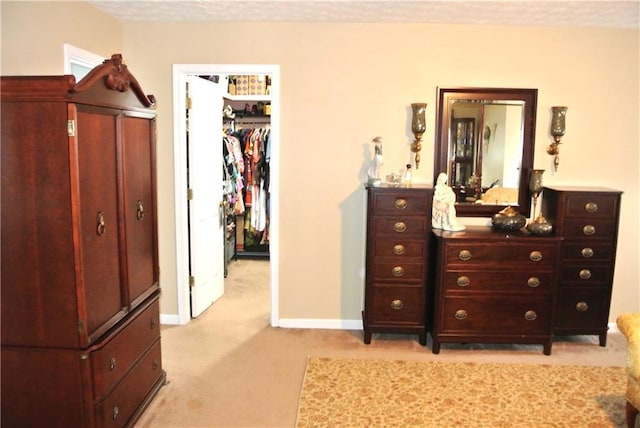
(135, 259), (627, 428)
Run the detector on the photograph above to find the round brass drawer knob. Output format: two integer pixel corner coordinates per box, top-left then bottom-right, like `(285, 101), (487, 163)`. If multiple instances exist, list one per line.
(584, 202), (599, 213)
(109, 357), (117, 371)
(583, 225), (596, 236)
(527, 277), (541, 288)
(576, 301), (589, 312)
(581, 247), (594, 258)
(458, 250), (472, 261)
(391, 266), (404, 277)
(393, 222), (407, 233)
(524, 310), (537, 321)
(456, 276), (470, 287)
(454, 309), (468, 320)
(112, 406), (120, 420)
(579, 269), (592, 280)
(392, 244), (406, 255)
(529, 251), (543, 262)
(390, 299), (403, 310)
(395, 199), (408, 210)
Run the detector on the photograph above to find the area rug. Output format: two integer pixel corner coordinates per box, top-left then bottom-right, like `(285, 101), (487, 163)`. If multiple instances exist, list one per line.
(295, 357), (627, 427)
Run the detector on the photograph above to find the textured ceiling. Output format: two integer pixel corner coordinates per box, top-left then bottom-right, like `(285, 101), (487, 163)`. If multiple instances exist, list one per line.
(88, 0), (639, 28)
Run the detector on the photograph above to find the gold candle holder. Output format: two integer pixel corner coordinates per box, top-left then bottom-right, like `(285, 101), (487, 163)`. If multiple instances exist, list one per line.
(410, 103), (426, 169)
(546, 106), (567, 171)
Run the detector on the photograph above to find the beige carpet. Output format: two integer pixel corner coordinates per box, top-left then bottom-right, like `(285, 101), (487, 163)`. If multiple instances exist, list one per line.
(296, 357), (627, 427)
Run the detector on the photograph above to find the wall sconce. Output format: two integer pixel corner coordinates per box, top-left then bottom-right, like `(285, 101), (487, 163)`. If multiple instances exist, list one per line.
(546, 106), (568, 171)
(410, 103), (426, 169)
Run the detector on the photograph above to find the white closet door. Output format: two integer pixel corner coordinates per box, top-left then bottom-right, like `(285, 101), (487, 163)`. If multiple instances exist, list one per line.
(187, 75), (225, 317)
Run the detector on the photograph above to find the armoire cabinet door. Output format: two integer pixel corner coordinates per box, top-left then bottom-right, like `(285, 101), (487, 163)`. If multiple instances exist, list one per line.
(122, 115), (159, 305)
(74, 106), (125, 343)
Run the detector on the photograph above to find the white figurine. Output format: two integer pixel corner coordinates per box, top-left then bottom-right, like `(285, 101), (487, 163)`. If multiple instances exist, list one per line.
(367, 136), (384, 184)
(432, 172), (465, 231)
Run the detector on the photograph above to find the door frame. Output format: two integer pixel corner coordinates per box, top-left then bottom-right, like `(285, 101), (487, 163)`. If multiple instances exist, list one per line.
(172, 64), (280, 326)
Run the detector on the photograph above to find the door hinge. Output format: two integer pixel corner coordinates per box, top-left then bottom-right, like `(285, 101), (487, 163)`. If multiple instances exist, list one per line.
(187, 188), (194, 200)
(189, 276), (195, 288)
(186, 95), (192, 109)
(67, 120), (76, 137)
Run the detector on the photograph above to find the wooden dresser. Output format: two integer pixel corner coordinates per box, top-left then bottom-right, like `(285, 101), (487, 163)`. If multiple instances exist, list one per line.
(1, 55), (165, 427)
(542, 186), (622, 346)
(431, 227), (561, 355)
(363, 185), (433, 345)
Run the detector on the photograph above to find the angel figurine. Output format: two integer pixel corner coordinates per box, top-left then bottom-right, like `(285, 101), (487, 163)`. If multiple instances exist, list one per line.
(432, 172), (465, 231)
(367, 136), (384, 185)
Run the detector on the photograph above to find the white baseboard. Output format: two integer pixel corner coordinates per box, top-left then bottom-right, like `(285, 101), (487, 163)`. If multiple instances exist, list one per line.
(277, 318), (363, 330)
(160, 314), (182, 325)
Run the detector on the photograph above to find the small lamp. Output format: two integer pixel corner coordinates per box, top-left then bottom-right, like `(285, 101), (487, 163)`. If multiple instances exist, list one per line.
(410, 103), (426, 169)
(546, 106), (568, 171)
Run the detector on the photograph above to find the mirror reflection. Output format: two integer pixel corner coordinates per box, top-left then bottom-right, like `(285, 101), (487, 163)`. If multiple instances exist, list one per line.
(434, 88), (537, 217)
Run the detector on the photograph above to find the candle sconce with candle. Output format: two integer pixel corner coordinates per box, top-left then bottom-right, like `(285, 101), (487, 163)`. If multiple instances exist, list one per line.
(546, 106), (568, 171)
(410, 103), (426, 169)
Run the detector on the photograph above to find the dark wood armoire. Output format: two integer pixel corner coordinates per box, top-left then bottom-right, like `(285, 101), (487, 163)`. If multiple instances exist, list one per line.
(1, 54), (165, 427)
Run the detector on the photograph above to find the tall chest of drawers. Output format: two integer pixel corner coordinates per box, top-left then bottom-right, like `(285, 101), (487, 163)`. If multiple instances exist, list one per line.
(431, 227), (561, 355)
(363, 185), (433, 345)
(542, 186), (622, 345)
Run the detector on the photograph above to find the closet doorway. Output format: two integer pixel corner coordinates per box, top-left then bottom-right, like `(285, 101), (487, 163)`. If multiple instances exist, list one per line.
(172, 64), (280, 326)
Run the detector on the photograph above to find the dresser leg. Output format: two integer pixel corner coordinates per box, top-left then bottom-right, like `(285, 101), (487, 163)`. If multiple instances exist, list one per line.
(543, 342), (552, 355)
(431, 341), (441, 354)
(419, 332), (427, 346)
(599, 332), (607, 347)
(364, 330), (372, 344)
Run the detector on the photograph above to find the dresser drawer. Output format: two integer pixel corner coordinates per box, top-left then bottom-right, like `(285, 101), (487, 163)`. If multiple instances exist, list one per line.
(563, 194), (619, 218)
(91, 298), (160, 400)
(373, 261), (425, 283)
(442, 270), (553, 292)
(443, 242), (557, 268)
(94, 338), (163, 428)
(371, 191), (429, 215)
(368, 286), (424, 324)
(439, 295), (552, 334)
(373, 239), (426, 258)
(559, 264), (612, 285)
(562, 218), (617, 239)
(371, 216), (428, 237)
(561, 242), (614, 262)
(555, 287), (611, 329)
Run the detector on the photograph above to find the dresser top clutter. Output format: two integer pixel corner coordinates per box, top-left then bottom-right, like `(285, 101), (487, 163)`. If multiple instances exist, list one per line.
(1, 54), (165, 427)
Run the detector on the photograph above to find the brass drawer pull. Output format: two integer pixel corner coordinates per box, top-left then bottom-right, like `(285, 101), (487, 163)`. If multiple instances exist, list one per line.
(584, 202), (599, 213)
(583, 225), (596, 235)
(394, 199), (407, 210)
(581, 247), (594, 258)
(152, 360), (159, 370)
(109, 357), (117, 371)
(458, 250), (472, 261)
(392, 244), (406, 255)
(524, 310), (537, 321)
(579, 269), (592, 280)
(391, 266), (404, 277)
(454, 309), (468, 320)
(527, 277), (541, 288)
(136, 200), (145, 220)
(576, 301), (589, 312)
(529, 251), (543, 262)
(150, 318), (157, 329)
(390, 299), (403, 310)
(96, 211), (106, 236)
(456, 276), (470, 287)
(393, 222), (407, 233)
(112, 406), (119, 420)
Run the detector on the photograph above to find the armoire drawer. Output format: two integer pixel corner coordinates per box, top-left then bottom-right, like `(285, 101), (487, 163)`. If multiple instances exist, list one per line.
(91, 297), (160, 400)
(94, 339), (163, 428)
(562, 195), (619, 218)
(369, 286), (424, 324)
(371, 216), (429, 237)
(441, 270), (553, 292)
(561, 218), (618, 239)
(559, 264), (612, 285)
(561, 242), (615, 262)
(443, 242), (558, 268)
(373, 239), (426, 258)
(438, 295), (552, 334)
(555, 287), (611, 329)
(372, 261), (425, 283)
(371, 192), (429, 214)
